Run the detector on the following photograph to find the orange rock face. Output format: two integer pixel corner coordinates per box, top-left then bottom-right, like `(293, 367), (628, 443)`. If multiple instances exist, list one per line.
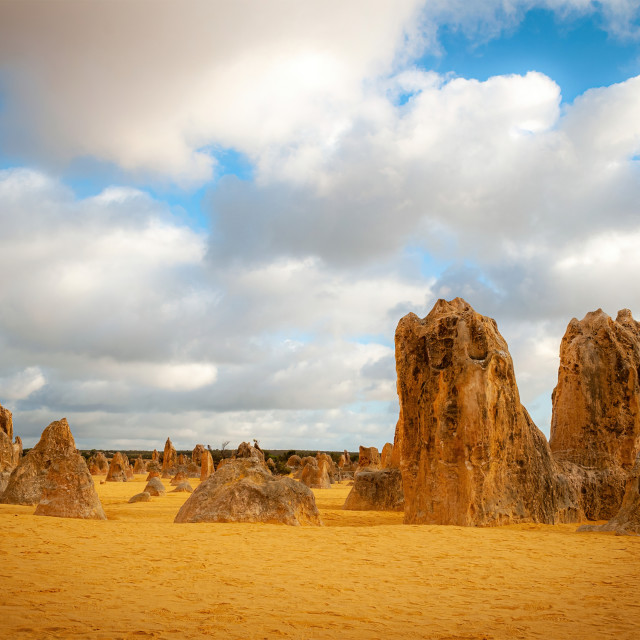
(105, 452), (129, 482)
(394, 298), (578, 526)
(300, 458), (331, 489)
(88, 451), (109, 475)
(161, 438), (177, 477)
(380, 443), (394, 469)
(343, 469), (404, 512)
(132, 456), (147, 474)
(201, 450), (214, 481)
(192, 444), (205, 466)
(1, 418), (77, 506)
(550, 309), (640, 519)
(578, 453), (640, 536)
(0, 404), (15, 492)
(357, 446), (381, 471)
(34, 453), (106, 520)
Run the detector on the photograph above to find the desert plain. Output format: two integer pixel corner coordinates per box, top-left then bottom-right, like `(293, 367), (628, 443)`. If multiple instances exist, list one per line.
(1, 477), (638, 640)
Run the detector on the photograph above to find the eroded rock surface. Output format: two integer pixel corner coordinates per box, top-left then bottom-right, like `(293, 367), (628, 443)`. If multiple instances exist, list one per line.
(106, 452), (130, 482)
(343, 468), (404, 512)
(192, 444), (205, 466)
(34, 453), (106, 519)
(133, 456), (147, 474)
(201, 450), (214, 481)
(144, 477), (166, 497)
(161, 437), (177, 477)
(0, 403), (15, 493)
(1, 418), (77, 506)
(578, 453), (640, 536)
(357, 446), (381, 471)
(394, 298), (580, 526)
(380, 443), (394, 469)
(300, 457), (331, 489)
(550, 309), (640, 519)
(87, 451), (109, 475)
(175, 454), (322, 526)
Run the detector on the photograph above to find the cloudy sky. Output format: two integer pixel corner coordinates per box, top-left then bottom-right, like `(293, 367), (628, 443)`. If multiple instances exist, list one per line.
(1, 0), (639, 451)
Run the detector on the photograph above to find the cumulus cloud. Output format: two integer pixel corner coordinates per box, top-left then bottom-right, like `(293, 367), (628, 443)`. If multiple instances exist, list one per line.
(2, 1), (640, 449)
(1, 1), (638, 185)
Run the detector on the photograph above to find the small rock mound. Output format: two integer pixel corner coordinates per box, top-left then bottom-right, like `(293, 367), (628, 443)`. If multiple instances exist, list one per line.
(144, 477), (166, 497)
(343, 469), (404, 512)
(34, 453), (106, 520)
(170, 471), (188, 486)
(175, 455), (322, 526)
(287, 454), (302, 469)
(129, 491), (152, 503)
(172, 482), (193, 493)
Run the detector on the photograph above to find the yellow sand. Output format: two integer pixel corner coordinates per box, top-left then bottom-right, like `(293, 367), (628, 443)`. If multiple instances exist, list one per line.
(1, 477), (639, 640)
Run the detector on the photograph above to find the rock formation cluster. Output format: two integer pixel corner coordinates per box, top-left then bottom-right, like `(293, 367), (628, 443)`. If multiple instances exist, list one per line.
(390, 298), (640, 527)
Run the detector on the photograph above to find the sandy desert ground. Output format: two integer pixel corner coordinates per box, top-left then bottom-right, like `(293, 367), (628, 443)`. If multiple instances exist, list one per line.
(0, 477), (638, 640)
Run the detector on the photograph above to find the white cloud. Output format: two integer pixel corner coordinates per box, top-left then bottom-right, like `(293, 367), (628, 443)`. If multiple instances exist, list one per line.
(0, 367), (46, 401)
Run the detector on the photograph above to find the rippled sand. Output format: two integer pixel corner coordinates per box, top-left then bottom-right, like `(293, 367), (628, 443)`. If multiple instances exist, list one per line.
(1, 477), (638, 639)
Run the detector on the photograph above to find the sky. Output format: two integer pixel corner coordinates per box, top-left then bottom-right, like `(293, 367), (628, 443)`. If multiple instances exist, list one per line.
(0, 0), (639, 452)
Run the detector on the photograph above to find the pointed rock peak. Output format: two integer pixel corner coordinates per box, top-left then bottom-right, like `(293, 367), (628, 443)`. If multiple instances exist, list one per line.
(35, 418), (76, 456)
(429, 297), (474, 318)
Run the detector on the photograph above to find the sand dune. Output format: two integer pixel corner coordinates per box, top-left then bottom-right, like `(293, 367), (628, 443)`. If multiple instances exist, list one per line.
(1, 478), (638, 639)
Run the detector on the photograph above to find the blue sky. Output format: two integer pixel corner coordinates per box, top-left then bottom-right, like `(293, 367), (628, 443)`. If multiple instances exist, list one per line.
(0, 1), (639, 450)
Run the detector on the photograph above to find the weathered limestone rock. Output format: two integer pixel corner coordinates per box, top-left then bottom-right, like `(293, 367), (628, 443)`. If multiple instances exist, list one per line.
(1, 418), (77, 506)
(578, 453), (640, 535)
(0, 404), (15, 493)
(235, 441), (266, 465)
(175, 455), (322, 526)
(144, 477), (166, 497)
(146, 469), (160, 480)
(343, 468), (404, 511)
(171, 471), (188, 486)
(87, 451), (109, 475)
(161, 437), (177, 477)
(172, 481), (193, 493)
(151, 449), (159, 463)
(380, 443), (394, 469)
(34, 453), (106, 519)
(394, 298), (580, 526)
(550, 309), (640, 519)
(106, 452), (129, 482)
(132, 456), (147, 474)
(300, 458), (331, 489)
(177, 453), (187, 466)
(287, 454), (302, 469)
(357, 446), (381, 471)
(129, 491), (151, 503)
(0, 403), (12, 440)
(192, 444), (205, 466)
(201, 450), (214, 481)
